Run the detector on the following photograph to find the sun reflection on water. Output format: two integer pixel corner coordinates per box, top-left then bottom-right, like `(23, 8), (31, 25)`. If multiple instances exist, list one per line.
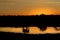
(0, 27), (60, 34)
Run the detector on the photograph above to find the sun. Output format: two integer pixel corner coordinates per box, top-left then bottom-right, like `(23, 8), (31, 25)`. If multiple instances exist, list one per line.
(29, 7), (56, 15)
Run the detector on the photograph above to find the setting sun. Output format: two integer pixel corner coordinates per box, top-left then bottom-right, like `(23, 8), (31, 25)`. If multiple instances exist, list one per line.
(29, 7), (56, 15)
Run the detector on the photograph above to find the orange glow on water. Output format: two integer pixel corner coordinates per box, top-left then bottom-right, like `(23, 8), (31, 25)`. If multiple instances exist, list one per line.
(0, 27), (60, 34)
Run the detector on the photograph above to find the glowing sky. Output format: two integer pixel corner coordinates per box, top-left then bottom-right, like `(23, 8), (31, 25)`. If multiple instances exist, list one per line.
(0, 0), (60, 15)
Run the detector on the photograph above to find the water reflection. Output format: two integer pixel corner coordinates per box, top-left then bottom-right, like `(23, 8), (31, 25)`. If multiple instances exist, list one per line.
(0, 27), (60, 34)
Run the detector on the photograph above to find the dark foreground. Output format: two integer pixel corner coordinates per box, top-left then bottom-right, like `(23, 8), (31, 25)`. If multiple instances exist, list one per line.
(0, 32), (60, 40)
(0, 15), (60, 31)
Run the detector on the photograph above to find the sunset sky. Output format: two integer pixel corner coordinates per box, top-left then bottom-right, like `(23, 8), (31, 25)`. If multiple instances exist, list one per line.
(0, 0), (60, 34)
(0, 0), (60, 15)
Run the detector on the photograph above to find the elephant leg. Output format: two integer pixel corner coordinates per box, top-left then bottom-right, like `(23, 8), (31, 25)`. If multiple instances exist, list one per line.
(54, 27), (60, 31)
(38, 26), (47, 32)
(23, 27), (29, 33)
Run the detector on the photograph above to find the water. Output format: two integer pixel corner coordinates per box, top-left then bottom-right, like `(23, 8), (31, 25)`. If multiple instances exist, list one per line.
(0, 27), (60, 34)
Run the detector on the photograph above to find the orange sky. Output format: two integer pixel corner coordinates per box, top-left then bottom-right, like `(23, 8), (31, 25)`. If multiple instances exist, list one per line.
(0, 0), (60, 15)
